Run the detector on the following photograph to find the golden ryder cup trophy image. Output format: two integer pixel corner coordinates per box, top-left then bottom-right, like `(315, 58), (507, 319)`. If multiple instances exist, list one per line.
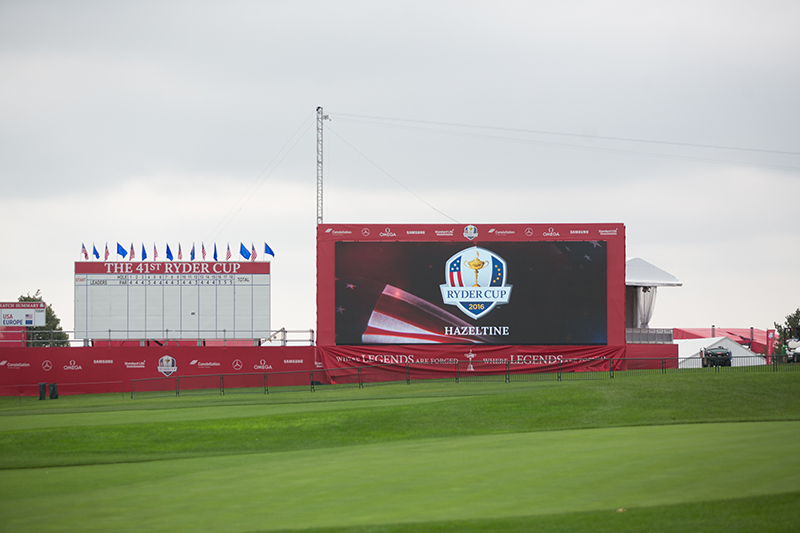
(465, 251), (488, 287)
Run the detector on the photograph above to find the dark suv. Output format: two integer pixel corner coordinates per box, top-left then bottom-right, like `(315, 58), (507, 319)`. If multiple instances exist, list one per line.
(701, 346), (732, 367)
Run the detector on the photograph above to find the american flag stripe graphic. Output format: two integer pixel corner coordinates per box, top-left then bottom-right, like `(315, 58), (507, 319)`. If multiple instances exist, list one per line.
(448, 257), (464, 287)
(362, 285), (489, 344)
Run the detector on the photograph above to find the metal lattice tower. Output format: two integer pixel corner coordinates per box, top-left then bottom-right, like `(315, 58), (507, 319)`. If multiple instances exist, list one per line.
(316, 106), (328, 226)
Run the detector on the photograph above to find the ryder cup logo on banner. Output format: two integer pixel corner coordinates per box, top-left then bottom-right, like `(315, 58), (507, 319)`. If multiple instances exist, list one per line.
(440, 246), (512, 320)
(463, 225), (478, 240)
(158, 355), (177, 377)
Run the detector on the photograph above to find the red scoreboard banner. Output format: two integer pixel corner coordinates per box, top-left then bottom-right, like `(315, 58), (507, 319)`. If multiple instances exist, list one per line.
(317, 223), (626, 347)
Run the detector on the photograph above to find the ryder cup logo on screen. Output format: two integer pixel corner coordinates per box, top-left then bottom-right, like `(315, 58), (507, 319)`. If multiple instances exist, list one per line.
(158, 355), (177, 377)
(440, 246), (512, 320)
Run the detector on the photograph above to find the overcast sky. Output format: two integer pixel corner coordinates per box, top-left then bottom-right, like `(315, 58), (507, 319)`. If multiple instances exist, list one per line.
(1, 0), (798, 336)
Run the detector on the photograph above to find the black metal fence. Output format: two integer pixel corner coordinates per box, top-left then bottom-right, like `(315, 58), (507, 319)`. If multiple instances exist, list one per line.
(128, 356), (795, 399)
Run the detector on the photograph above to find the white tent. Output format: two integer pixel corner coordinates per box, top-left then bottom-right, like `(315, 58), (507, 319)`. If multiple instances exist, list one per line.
(675, 336), (767, 368)
(625, 258), (682, 328)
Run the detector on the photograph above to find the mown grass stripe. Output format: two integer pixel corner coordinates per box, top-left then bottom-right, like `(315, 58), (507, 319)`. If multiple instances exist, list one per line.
(0, 421), (798, 532)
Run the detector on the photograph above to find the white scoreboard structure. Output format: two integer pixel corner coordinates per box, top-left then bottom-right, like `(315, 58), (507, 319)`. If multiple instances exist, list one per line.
(74, 262), (270, 340)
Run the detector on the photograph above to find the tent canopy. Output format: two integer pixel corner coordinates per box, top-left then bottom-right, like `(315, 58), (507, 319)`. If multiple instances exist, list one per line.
(626, 257), (682, 287)
(674, 327), (768, 354)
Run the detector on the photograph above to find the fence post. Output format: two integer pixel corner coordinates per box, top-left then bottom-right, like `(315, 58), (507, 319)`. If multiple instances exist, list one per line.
(557, 360), (562, 382)
(358, 367), (363, 389)
(406, 363), (410, 385)
(662, 359), (666, 374)
(506, 361), (510, 383)
(310, 371), (315, 392)
(175, 377), (180, 397)
(455, 361), (459, 384)
(220, 375), (224, 396)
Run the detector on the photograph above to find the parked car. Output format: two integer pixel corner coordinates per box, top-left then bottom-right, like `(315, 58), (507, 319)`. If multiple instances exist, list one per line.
(701, 346), (732, 367)
(786, 339), (800, 363)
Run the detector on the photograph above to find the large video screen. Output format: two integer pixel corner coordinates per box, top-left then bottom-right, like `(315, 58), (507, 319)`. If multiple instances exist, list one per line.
(333, 240), (607, 345)
(317, 223), (626, 347)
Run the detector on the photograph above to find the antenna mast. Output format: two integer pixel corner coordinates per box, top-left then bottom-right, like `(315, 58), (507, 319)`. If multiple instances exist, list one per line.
(316, 106), (328, 226)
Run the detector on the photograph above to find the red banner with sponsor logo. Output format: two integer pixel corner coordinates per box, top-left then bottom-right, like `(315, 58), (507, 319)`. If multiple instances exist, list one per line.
(319, 345), (625, 383)
(0, 346), (315, 395)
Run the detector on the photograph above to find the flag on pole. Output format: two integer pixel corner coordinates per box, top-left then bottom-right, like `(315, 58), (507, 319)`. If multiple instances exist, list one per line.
(225, 243), (232, 260)
(202, 243), (207, 260)
(92, 244), (100, 259)
(105, 243), (109, 261)
(154, 243), (159, 261)
(239, 243), (251, 260)
(129, 243), (135, 260)
(166, 244), (174, 261)
(251, 243), (257, 262)
(213, 243), (218, 261)
(264, 242), (275, 257)
(116, 242), (127, 259)
(81, 243), (89, 260)
(178, 244), (183, 260)
(190, 243), (195, 261)
(141, 243), (147, 261)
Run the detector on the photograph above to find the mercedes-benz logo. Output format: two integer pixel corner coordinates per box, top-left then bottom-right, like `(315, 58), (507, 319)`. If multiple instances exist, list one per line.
(525, 228), (534, 236)
(232, 359), (243, 370)
(361, 228), (370, 236)
(42, 360), (52, 371)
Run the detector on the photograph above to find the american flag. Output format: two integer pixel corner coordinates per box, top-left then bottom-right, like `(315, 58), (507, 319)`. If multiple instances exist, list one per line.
(154, 243), (158, 260)
(81, 243), (88, 260)
(226, 244), (232, 260)
(202, 243), (207, 260)
(104, 243), (109, 261)
(251, 243), (257, 262)
(129, 243), (135, 260)
(178, 244), (183, 260)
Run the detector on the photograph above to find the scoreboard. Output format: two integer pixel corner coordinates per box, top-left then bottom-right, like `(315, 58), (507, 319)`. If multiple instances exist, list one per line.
(74, 261), (270, 340)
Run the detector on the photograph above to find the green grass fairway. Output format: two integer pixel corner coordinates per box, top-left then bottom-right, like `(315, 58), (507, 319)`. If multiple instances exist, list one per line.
(1, 372), (799, 531)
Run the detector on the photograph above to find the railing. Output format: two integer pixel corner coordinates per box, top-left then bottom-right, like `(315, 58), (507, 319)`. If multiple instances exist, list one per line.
(626, 328), (673, 344)
(0, 328), (316, 347)
(3, 356), (795, 401)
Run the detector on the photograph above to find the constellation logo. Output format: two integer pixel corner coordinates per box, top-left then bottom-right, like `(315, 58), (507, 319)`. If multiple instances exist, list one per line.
(190, 360), (220, 369)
